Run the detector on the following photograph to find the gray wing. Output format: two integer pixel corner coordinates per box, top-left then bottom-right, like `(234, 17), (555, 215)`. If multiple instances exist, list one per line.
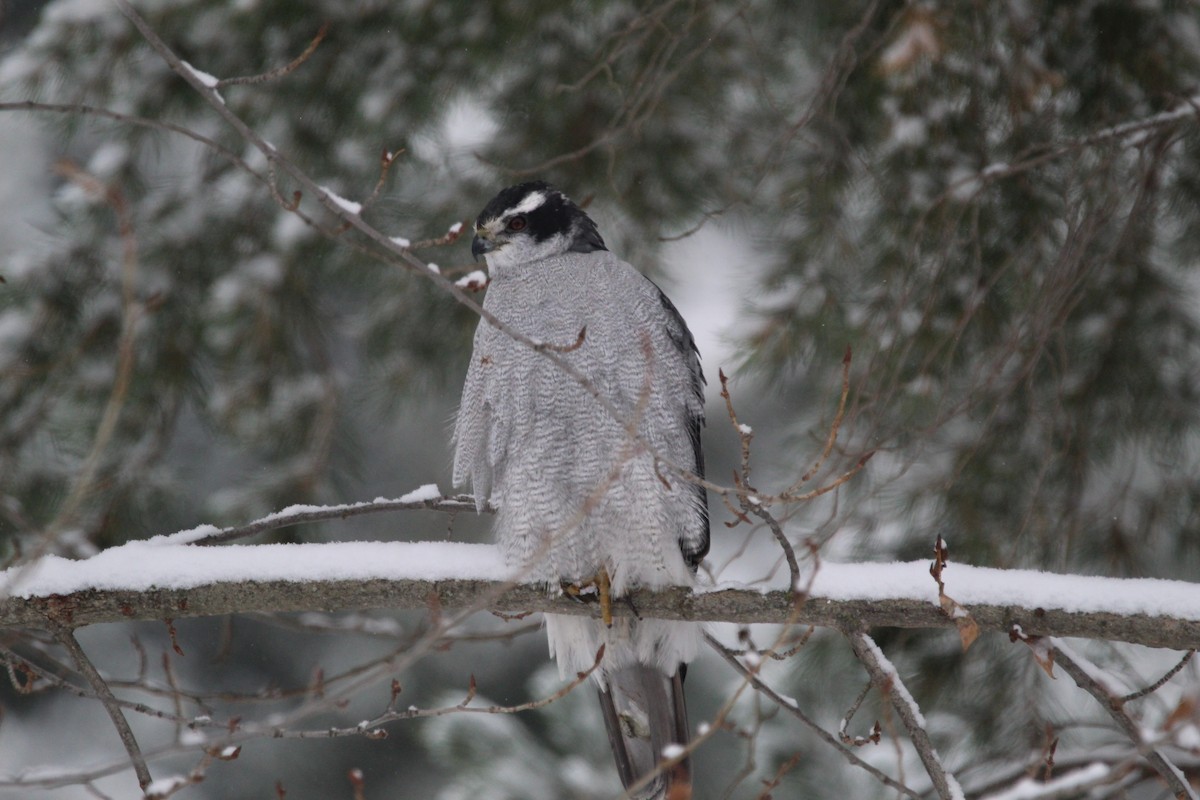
(452, 327), (494, 511)
(649, 281), (709, 572)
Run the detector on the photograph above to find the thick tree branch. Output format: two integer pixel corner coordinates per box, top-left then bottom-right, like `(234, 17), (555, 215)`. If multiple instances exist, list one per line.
(4, 568), (1198, 650)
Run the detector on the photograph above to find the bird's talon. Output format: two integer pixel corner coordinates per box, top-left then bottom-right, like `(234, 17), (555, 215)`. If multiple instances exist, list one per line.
(561, 579), (599, 604)
(561, 570), (613, 626)
(598, 566), (613, 628)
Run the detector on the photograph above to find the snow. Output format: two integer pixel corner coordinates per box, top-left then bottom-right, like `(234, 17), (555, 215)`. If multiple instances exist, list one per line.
(737, 423), (753, 435)
(399, 483), (442, 503)
(2, 540), (509, 598)
(455, 270), (488, 289)
(890, 115), (928, 148)
(43, 0), (112, 26)
(86, 142), (128, 178)
(860, 636), (926, 727)
(150, 488), (445, 546)
(448, 221), (463, 235)
(1051, 638), (1135, 695)
(753, 560), (1200, 621)
(389, 235), (412, 248)
(320, 185), (362, 215)
(273, 209), (312, 247)
(980, 762), (1110, 800)
(144, 775), (189, 798)
(180, 60), (224, 104)
(426, 262), (441, 274)
(661, 743), (685, 759)
(179, 729), (207, 746)
(2, 540), (1197, 625)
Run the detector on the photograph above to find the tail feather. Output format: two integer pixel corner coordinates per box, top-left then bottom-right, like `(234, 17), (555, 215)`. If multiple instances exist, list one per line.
(598, 664), (691, 800)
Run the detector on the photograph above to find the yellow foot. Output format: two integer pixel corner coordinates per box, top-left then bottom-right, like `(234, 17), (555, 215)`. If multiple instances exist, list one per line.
(560, 566), (614, 628)
(597, 565), (612, 628)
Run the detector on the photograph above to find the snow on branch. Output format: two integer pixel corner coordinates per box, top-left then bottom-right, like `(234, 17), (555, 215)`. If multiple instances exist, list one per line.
(2, 541), (1198, 650)
(848, 632), (965, 800)
(1043, 637), (1199, 800)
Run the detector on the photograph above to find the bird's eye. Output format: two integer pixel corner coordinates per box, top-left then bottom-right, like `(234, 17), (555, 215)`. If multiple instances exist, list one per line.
(507, 216), (527, 232)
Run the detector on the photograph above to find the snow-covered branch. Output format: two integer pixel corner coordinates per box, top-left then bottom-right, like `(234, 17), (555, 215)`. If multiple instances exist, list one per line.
(1047, 639), (1198, 800)
(3, 541), (1198, 650)
(848, 632), (964, 800)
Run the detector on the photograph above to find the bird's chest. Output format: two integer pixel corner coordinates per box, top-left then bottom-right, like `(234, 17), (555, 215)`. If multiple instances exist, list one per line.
(474, 276), (630, 452)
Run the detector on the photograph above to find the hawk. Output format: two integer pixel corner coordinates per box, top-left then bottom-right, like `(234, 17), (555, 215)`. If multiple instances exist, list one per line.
(454, 182), (708, 798)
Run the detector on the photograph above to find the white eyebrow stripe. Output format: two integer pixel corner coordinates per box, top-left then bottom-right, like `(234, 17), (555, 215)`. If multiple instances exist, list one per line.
(510, 191), (547, 215)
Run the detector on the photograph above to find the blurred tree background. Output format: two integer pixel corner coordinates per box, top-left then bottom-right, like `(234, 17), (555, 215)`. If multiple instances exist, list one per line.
(1, 1), (1198, 797)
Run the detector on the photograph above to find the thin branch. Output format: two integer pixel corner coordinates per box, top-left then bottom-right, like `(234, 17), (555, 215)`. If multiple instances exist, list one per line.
(1120, 649), (1195, 703)
(42, 162), (143, 537)
(926, 94), (1200, 213)
(176, 494), (488, 546)
(705, 631), (922, 799)
(718, 369), (803, 590)
(846, 632), (963, 800)
(1048, 639), (1197, 800)
(839, 681), (880, 747)
(0, 101), (260, 177)
(259, 644), (604, 739)
(0, 645), (194, 726)
(47, 621), (153, 791)
(215, 23), (329, 88)
(747, 505), (800, 592)
(784, 344), (854, 496)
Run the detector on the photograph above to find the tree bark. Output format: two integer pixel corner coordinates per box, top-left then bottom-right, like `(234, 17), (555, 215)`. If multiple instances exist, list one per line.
(4, 576), (1197, 650)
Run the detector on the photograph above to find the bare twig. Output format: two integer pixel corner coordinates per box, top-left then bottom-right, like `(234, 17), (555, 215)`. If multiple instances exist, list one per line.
(785, 345), (854, 496)
(0, 101), (260, 176)
(177, 494), (487, 546)
(1120, 649), (1195, 703)
(839, 681), (881, 747)
(929, 93), (1200, 211)
(705, 631), (922, 799)
(47, 621), (153, 791)
(1048, 639), (1197, 800)
(215, 23), (329, 88)
(846, 632), (963, 800)
(718, 369), (804, 590)
(256, 644), (605, 739)
(747, 505), (800, 593)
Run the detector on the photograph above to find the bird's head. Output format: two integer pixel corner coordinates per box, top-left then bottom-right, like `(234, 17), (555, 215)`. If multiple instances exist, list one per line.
(471, 181), (607, 272)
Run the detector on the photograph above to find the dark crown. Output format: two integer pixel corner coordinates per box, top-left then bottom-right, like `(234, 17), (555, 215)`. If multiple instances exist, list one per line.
(477, 182), (607, 254)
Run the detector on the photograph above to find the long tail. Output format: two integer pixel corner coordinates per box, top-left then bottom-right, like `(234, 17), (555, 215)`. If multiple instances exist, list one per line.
(597, 664), (691, 800)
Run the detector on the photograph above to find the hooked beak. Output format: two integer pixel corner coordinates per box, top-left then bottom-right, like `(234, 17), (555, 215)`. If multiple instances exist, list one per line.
(471, 233), (494, 262)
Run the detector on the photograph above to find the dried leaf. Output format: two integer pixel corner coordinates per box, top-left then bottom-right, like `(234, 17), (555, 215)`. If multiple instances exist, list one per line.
(938, 593), (980, 651)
